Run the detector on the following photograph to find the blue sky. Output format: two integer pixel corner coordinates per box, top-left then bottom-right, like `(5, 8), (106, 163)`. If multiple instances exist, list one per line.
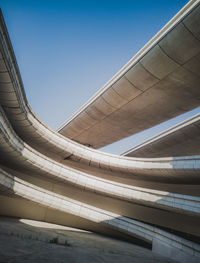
(1, 0), (199, 154)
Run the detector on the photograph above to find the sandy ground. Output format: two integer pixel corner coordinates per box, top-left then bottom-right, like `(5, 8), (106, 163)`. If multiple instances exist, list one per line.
(0, 217), (176, 263)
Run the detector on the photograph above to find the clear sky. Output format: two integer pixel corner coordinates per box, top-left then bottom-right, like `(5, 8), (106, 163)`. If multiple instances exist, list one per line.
(1, 0), (199, 154)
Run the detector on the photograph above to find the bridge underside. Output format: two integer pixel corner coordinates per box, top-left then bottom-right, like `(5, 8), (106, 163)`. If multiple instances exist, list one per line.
(0, 1), (200, 263)
(58, 1), (200, 149)
(123, 113), (200, 158)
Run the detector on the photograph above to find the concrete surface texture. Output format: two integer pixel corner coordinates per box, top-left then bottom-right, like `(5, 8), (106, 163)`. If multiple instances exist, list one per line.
(123, 113), (200, 157)
(58, 0), (200, 149)
(0, 217), (176, 263)
(0, 1), (200, 263)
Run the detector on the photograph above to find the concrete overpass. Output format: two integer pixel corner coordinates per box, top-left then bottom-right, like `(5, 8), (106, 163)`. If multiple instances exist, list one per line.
(58, 0), (200, 149)
(0, 1), (200, 262)
(123, 113), (200, 157)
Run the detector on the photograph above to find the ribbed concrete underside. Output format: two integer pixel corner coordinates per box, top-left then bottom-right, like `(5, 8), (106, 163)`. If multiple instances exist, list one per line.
(58, 0), (200, 149)
(123, 113), (200, 157)
(0, 2), (200, 263)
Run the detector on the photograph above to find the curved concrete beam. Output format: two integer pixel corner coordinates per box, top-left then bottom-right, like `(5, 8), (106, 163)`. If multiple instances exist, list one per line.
(123, 113), (200, 158)
(0, 168), (200, 263)
(1, 105), (200, 217)
(0, 6), (200, 263)
(57, 0), (200, 148)
(1, 104), (200, 186)
(0, 19), (200, 184)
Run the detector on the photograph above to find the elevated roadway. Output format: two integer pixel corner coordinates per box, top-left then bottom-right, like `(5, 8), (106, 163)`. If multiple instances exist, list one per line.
(0, 2), (200, 262)
(58, 0), (200, 149)
(123, 113), (200, 157)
